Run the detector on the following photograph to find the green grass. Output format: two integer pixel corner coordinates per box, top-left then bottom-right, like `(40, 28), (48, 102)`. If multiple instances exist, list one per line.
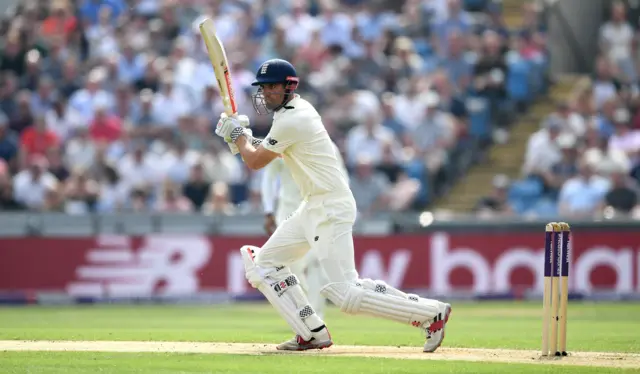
(0, 352), (633, 374)
(0, 302), (638, 373)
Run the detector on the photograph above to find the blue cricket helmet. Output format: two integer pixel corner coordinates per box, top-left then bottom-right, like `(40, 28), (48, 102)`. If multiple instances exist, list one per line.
(251, 59), (298, 86)
(251, 59), (300, 115)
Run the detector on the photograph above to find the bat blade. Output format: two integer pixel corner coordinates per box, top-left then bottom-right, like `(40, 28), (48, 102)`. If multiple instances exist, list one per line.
(199, 18), (237, 116)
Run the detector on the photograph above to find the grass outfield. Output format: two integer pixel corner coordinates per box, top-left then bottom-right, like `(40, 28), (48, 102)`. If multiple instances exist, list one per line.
(0, 302), (638, 373)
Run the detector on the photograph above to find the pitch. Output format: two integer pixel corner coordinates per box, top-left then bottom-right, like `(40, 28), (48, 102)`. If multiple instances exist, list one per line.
(0, 302), (638, 373)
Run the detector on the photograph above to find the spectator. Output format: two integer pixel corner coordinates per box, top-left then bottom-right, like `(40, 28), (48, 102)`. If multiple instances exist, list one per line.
(46, 147), (70, 182)
(12, 155), (58, 211)
(0, 113), (18, 167)
(183, 163), (210, 211)
(558, 159), (610, 218)
(523, 115), (563, 177)
(9, 90), (35, 134)
(0, 0), (549, 217)
(65, 126), (97, 172)
(350, 156), (390, 216)
(474, 174), (514, 216)
(88, 101), (123, 144)
(20, 115), (60, 159)
(0, 169), (23, 210)
(543, 134), (579, 195)
(345, 109), (398, 167)
(409, 91), (456, 185)
(599, 1), (636, 83)
(601, 162), (638, 215)
(203, 181), (236, 215)
(63, 168), (99, 214)
(46, 96), (82, 141)
(472, 30), (508, 126)
(154, 181), (193, 213)
(96, 165), (128, 213)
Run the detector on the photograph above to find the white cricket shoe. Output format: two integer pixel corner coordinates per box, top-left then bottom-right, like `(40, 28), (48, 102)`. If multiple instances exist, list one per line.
(276, 327), (333, 351)
(423, 303), (452, 352)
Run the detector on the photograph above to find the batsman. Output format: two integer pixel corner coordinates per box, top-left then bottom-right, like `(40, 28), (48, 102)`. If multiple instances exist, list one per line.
(214, 58), (452, 351)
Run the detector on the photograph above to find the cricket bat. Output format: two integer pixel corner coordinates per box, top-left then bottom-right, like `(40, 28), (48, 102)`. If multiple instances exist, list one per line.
(199, 18), (237, 117)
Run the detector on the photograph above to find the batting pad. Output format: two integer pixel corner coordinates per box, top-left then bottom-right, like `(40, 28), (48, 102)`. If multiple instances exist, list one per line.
(240, 246), (323, 340)
(321, 279), (439, 327)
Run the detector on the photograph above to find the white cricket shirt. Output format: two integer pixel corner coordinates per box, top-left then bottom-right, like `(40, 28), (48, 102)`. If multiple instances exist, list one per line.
(262, 95), (351, 199)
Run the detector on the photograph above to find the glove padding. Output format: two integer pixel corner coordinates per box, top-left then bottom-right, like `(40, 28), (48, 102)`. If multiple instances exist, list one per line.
(215, 113), (250, 143)
(228, 128), (254, 155)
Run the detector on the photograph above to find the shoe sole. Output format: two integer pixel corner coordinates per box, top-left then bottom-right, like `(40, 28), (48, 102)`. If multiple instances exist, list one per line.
(276, 340), (333, 351)
(423, 305), (452, 353)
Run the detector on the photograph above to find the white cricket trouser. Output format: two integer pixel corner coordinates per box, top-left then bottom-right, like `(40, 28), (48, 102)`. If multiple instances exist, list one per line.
(254, 190), (442, 332)
(256, 191), (359, 285)
(276, 200), (327, 318)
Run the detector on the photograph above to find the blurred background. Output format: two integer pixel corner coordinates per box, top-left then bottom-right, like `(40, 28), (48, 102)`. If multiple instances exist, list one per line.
(0, 0), (638, 301)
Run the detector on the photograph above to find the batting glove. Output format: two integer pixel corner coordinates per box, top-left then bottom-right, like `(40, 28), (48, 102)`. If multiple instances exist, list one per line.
(227, 128), (254, 155)
(215, 113), (250, 143)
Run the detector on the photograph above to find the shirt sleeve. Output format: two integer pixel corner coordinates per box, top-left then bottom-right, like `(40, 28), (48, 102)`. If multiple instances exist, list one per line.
(261, 117), (301, 154)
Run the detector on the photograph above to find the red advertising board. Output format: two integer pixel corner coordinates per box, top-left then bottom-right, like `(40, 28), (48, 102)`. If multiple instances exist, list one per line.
(0, 232), (638, 297)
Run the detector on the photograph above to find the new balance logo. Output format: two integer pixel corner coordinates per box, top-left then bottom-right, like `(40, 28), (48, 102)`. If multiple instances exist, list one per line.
(66, 236), (212, 298)
(260, 63), (269, 75)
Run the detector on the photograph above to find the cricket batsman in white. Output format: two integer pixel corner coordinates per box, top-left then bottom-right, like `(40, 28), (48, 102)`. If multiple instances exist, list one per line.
(215, 58), (451, 351)
(261, 139), (347, 319)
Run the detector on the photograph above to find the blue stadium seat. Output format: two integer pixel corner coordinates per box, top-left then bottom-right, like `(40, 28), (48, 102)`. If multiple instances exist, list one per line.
(465, 93), (492, 143)
(507, 177), (544, 213)
(506, 52), (532, 104)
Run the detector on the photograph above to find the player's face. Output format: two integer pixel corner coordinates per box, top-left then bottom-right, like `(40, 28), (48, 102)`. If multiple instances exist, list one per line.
(260, 83), (286, 109)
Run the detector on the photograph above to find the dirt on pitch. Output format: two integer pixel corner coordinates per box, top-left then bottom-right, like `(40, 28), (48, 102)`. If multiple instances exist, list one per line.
(0, 340), (639, 369)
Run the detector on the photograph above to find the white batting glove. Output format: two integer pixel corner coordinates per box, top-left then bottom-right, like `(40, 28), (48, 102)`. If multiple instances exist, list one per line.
(216, 113), (250, 143)
(227, 128), (254, 155)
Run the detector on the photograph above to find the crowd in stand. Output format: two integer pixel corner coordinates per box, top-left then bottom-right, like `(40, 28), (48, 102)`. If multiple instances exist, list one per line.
(476, 1), (640, 220)
(0, 0), (545, 217)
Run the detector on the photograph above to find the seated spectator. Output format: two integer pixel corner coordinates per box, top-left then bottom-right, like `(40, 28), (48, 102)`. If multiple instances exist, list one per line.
(474, 174), (514, 216)
(558, 159), (610, 217)
(202, 182), (236, 215)
(345, 109), (398, 167)
(47, 147), (70, 182)
(127, 186), (151, 213)
(117, 143), (161, 193)
(159, 137), (200, 185)
(42, 185), (64, 212)
(20, 115), (60, 159)
(350, 155), (390, 216)
(472, 30), (508, 126)
(154, 181), (193, 213)
(523, 115), (563, 178)
(409, 91), (456, 181)
(89, 101), (123, 144)
(12, 155), (59, 211)
(65, 126), (97, 172)
(608, 117), (640, 158)
(0, 164), (23, 210)
(183, 163), (210, 211)
(542, 133), (579, 195)
(601, 162), (638, 215)
(63, 167), (99, 214)
(46, 95), (83, 142)
(96, 165), (129, 213)
(599, 1), (636, 83)
(0, 112), (18, 167)
(553, 100), (586, 137)
(9, 90), (35, 134)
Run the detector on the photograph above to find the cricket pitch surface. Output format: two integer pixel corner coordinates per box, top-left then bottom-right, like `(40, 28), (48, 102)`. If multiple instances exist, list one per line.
(1, 340), (639, 369)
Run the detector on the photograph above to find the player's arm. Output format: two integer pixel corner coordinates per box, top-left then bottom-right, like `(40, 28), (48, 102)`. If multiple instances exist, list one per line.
(234, 136), (280, 170)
